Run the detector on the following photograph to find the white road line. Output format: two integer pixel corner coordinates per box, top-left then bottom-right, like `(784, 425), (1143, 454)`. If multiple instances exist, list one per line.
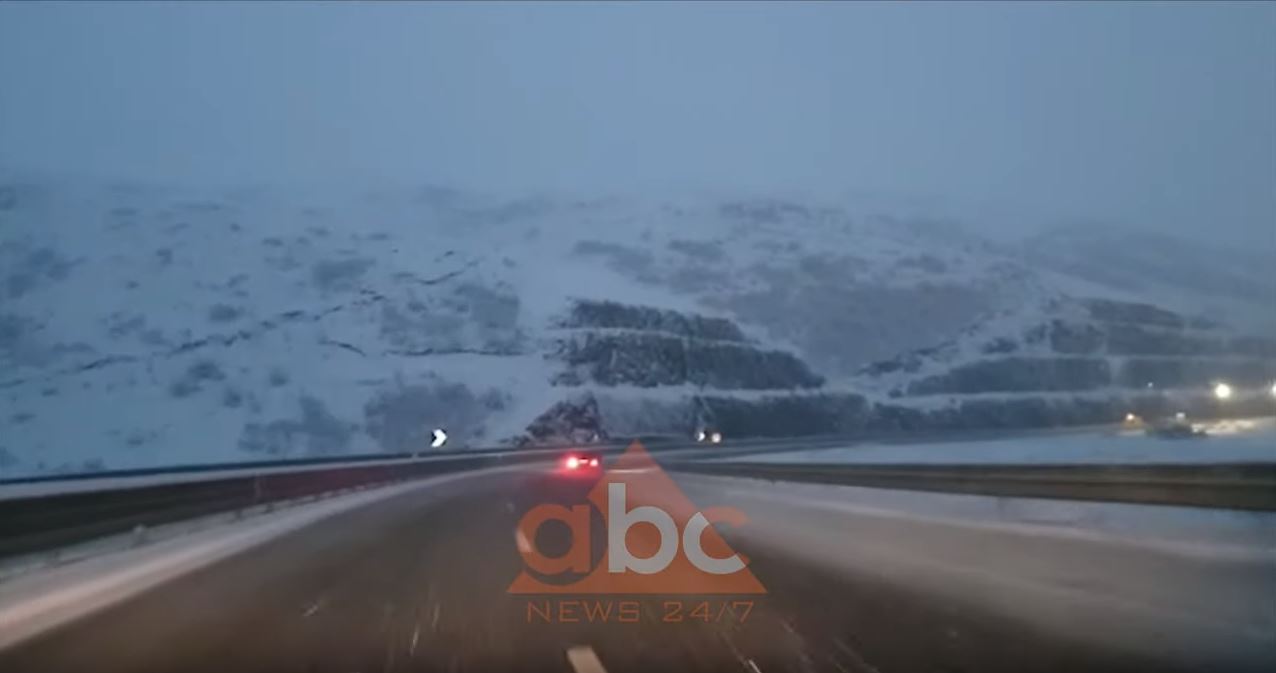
(833, 638), (883, 673)
(409, 623), (421, 656)
(566, 645), (608, 673)
(745, 659), (762, 673)
(302, 599), (323, 618)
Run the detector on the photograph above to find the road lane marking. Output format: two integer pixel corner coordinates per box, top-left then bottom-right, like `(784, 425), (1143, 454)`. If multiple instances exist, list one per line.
(430, 603), (440, 631)
(833, 638), (883, 673)
(745, 660), (762, 673)
(566, 645), (608, 673)
(409, 623), (421, 656)
(302, 599), (324, 618)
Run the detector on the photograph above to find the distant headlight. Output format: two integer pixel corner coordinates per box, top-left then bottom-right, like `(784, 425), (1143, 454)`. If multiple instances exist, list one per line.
(1213, 382), (1233, 400)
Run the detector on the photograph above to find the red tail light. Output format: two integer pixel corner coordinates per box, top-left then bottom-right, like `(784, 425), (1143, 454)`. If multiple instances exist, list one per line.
(565, 456), (580, 469)
(589, 458), (599, 467)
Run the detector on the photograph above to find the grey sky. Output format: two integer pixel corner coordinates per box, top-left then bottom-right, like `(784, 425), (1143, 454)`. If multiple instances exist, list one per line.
(1, 2), (1272, 245)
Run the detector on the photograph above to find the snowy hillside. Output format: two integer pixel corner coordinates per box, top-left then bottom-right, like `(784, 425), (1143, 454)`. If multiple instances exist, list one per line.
(1, 176), (1272, 477)
(1023, 225), (1276, 333)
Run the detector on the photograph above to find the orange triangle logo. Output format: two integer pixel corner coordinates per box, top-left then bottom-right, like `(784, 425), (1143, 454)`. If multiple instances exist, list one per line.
(508, 441), (765, 594)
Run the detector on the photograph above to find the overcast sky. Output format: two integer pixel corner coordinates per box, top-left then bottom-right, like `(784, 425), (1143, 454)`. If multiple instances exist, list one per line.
(0, 2), (1272, 245)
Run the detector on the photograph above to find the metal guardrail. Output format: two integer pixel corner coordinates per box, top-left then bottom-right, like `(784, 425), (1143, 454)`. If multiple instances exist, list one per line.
(6, 420), (1265, 560)
(0, 452), (533, 559)
(0, 434), (855, 559)
(0, 433), (914, 560)
(0, 436), (784, 560)
(668, 460), (1276, 511)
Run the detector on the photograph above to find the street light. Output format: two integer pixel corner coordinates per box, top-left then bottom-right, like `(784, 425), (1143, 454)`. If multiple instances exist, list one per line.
(1213, 382), (1233, 400)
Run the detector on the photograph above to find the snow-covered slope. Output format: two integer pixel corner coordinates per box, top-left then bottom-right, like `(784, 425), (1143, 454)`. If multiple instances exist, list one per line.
(0, 176), (1271, 477)
(1023, 224), (1276, 334)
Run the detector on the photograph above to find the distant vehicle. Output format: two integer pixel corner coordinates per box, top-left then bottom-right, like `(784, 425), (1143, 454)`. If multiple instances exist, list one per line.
(1146, 419), (1207, 439)
(558, 451), (602, 475)
(694, 429), (724, 445)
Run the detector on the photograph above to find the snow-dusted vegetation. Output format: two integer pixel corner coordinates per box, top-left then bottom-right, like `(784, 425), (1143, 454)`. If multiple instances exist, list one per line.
(1, 177), (1273, 476)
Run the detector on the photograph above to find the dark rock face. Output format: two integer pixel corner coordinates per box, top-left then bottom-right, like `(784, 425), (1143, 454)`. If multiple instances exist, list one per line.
(1084, 298), (1186, 329)
(1104, 323), (1224, 356)
(528, 293), (1273, 445)
(554, 333), (683, 387)
(860, 293), (1276, 399)
(1118, 358), (1276, 389)
(527, 299), (828, 441)
(524, 395), (606, 444)
(1048, 321), (1104, 355)
(557, 299), (745, 342)
(687, 341), (823, 389)
(554, 333), (822, 390)
(552, 300), (821, 390)
(907, 357), (1111, 395)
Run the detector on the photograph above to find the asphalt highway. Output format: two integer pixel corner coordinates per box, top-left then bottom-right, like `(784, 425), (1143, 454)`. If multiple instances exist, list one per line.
(0, 466), (1248, 673)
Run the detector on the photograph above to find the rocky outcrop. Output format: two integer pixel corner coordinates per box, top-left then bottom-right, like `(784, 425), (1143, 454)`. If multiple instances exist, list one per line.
(1118, 358), (1276, 389)
(1084, 298), (1186, 328)
(551, 300), (822, 390)
(864, 297), (1276, 399)
(1103, 323), (1225, 356)
(1047, 320), (1105, 355)
(523, 395), (607, 444)
(907, 357), (1112, 395)
(555, 299), (745, 342)
(553, 332), (822, 389)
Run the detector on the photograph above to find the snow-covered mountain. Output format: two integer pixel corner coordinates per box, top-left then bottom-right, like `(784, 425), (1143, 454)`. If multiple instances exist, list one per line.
(1022, 224), (1276, 333)
(1, 176), (1272, 477)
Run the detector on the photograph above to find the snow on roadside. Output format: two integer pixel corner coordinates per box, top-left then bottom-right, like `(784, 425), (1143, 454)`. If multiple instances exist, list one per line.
(0, 464), (539, 652)
(725, 418), (1276, 465)
(673, 472), (1276, 560)
(671, 472), (1276, 669)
